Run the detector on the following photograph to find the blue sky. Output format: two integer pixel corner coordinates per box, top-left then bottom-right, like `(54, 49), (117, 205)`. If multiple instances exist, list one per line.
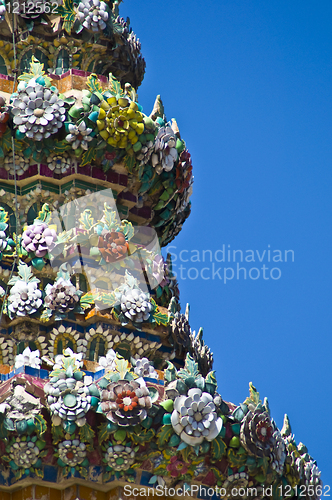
(120, 0), (332, 484)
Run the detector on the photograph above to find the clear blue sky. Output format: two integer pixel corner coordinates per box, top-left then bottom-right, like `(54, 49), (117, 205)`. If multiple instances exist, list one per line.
(121, 0), (332, 484)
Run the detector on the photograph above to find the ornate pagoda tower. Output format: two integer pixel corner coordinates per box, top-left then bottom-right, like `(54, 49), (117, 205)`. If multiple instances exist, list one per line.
(0, 1), (322, 499)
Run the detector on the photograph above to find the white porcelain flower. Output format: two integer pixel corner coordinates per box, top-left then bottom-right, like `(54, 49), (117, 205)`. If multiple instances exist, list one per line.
(8, 280), (43, 317)
(44, 374), (94, 428)
(151, 126), (178, 175)
(134, 357), (158, 379)
(120, 287), (152, 323)
(9, 438), (40, 468)
(65, 121), (93, 150)
(77, 0), (109, 32)
(171, 388), (223, 446)
(53, 348), (83, 370)
(97, 349), (116, 371)
(105, 444), (135, 471)
(15, 347), (41, 369)
(58, 439), (86, 467)
(12, 79), (66, 140)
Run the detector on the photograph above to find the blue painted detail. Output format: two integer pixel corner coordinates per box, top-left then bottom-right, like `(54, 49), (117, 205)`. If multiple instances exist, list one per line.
(43, 465), (58, 483)
(144, 376), (164, 386)
(140, 470), (154, 486)
(24, 366), (40, 377)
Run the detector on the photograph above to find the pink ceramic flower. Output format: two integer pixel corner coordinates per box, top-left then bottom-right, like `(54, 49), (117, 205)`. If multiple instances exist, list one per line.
(166, 456), (188, 477)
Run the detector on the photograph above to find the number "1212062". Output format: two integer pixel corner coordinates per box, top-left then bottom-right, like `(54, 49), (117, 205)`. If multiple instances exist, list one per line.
(6, 2), (58, 14)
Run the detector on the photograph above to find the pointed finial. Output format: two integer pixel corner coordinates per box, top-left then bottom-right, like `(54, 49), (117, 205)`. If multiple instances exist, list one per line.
(150, 95), (165, 121)
(185, 303), (190, 321)
(281, 414), (292, 437)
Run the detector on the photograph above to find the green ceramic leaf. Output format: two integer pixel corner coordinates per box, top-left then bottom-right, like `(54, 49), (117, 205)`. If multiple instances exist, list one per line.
(0, 207), (8, 228)
(79, 209), (95, 230)
(244, 382), (261, 408)
(51, 424), (64, 445)
(34, 467), (44, 479)
(81, 147), (97, 167)
(109, 73), (124, 98)
(98, 422), (110, 444)
(79, 422), (94, 443)
(99, 291), (117, 308)
(102, 203), (118, 230)
(178, 354), (199, 381)
(8, 260), (40, 285)
(35, 203), (51, 224)
(121, 220), (134, 241)
(130, 428), (155, 445)
(211, 435), (226, 461)
(86, 73), (104, 94)
(56, 0), (76, 35)
(53, 139), (71, 154)
(157, 425), (173, 447)
(160, 399), (174, 413)
(18, 55), (51, 85)
(164, 362), (177, 383)
(181, 445), (191, 463)
(34, 415), (47, 437)
(0, 128), (12, 152)
(125, 154), (136, 173)
(114, 429), (126, 442)
(80, 290), (100, 309)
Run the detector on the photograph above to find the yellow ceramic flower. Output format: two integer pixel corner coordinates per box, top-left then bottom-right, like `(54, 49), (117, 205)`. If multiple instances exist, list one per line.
(98, 96), (145, 148)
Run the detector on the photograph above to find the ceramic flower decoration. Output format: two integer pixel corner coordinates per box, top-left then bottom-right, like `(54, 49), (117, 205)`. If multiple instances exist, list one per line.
(7, 262), (43, 318)
(22, 222), (57, 258)
(65, 121), (93, 151)
(134, 358), (158, 379)
(14, 347), (41, 370)
(77, 0), (109, 32)
(166, 456), (188, 477)
(120, 287), (152, 323)
(302, 460), (322, 497)
(3, 152), (30, 176)
(98, 229), (129, 262)
(269, 428), (286, 475)
(240, 408), (275, 457)
(136, 138), (154, 166)
(45, 368), (99, 428)
(99, 97), (145, 149)
(9, 437), (41, 469)
(171, 388), (223, 446)
(44, 278), (81, 315)
(151, 126), (178, 174)
(47, 152), (75, 174)
(105, 444), (135, 471)
(100, 379), (152, 426)
(12, 79), (66, 140)
(58, 439), (87, 467)
(97, 349), (116, 371)
(53, 348), (83, 371)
